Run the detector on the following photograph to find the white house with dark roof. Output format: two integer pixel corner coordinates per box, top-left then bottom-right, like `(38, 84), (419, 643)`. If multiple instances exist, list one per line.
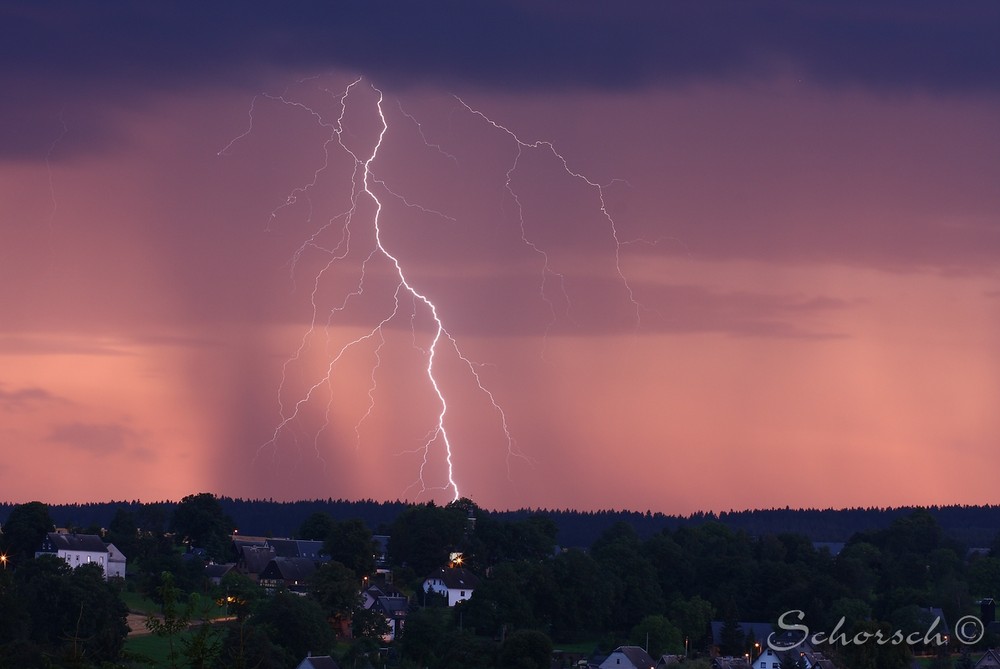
(599, 646), (656, 669)
(422, 566), (480, 606)
(750, 645), (838, 669)
(105, 542), (127, 579)
(36, 532), (118, 580)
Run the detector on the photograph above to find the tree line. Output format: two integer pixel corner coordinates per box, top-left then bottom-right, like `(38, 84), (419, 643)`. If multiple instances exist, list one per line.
(3, 495), (1000, 667)
(6, 499), (1000, 549)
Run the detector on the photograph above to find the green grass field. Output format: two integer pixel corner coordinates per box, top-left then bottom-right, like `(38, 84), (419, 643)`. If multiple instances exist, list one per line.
(121, 590), (161, 615)
(123, 630), (195, 667)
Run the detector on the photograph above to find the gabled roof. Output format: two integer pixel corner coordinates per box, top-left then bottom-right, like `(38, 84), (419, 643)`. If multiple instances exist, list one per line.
(297, 655), (341, 669)
(238, 544), (276, 574)
(233, 537), (270, 551)
(975, 649), (1000, 668)
(712, 658), (749, 669)
(260, 557), (317, 583)
(365, 583), (404, 599)
(605, 646), (655, 669)
(266, 538), (326, 560)
(42, 532), (109, 554)
(106, 543), (128, 561)
(374, 596), (409, 617)
(427, 566), (480, 590)
(205, 563), (235, 579)
(801, 652), (838, 669)
(267, 538), (303, 558)
(294, 540), (328, 560)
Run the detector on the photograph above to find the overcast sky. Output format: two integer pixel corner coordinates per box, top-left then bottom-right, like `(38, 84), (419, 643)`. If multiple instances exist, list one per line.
(2, 1), (998, 512)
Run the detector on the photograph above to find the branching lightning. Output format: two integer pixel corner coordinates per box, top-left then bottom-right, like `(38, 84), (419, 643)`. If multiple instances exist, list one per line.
(221, 76), (641, 502)
(454, 97), (643, 333)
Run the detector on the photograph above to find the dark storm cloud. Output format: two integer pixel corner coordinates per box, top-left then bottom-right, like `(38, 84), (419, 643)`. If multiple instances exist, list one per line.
(4, 1), (998, 94)
(4, 1), (996, 159)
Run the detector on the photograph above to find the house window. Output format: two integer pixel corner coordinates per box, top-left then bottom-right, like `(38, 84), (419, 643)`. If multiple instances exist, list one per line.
(460, 591), (465, 597)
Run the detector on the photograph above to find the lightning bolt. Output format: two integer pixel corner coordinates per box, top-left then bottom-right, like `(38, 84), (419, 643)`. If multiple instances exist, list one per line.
(222, 75), (640, 502)
(454, 97), (643, 333)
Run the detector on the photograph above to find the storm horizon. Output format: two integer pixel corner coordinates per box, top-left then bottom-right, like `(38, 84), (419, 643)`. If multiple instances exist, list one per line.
(2, 2), (998, 514)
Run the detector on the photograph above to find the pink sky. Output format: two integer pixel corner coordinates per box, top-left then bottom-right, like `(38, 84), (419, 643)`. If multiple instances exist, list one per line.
(1, 4), (998, 512)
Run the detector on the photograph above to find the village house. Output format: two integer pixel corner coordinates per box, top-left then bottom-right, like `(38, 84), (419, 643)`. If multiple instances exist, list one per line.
(362, 583), (410, 641)
(234, 541), (277, 580)
(370, 594), (409, 641)
(751, 645), (838, 669)
(35, 532), (124, 581)
(106, 542), (127, 579)
(258, 556), (317, 594)
(712, 659), (749, 669)
(422, 566), (480, 606)
(599, 645), (656, 669)
(752, 646), (782, 669)
(266, 538), (328, 562)
(205, 562), (236, 586)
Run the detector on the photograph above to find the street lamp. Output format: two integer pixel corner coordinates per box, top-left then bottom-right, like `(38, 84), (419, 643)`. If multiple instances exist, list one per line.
(0, 554), (7, 569)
